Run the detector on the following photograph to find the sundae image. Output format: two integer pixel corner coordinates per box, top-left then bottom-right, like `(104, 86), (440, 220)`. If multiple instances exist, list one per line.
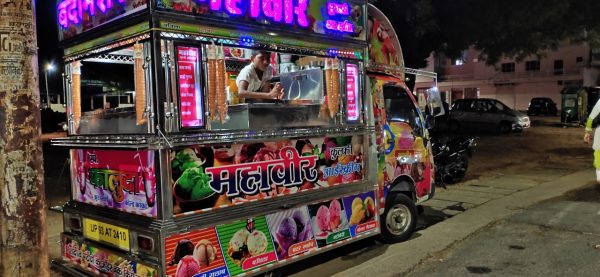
(217, 217), (276, 275)
(247, 231), (268, 256)
(227, 229), (269, 266)
(309, 198), (349, 245)
(329, 199), (342, 230)
(349, 196), (376, 225)
(168, 237), (221, 277)
(316, 205), (330, 234)
(268, 208), (315, 259)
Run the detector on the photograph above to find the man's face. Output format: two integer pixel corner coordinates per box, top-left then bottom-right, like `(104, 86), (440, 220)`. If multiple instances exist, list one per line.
(252, 53), (270, 71)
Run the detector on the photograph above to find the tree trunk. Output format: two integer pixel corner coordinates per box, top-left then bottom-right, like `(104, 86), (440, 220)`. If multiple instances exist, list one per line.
(0, 0), (49, 276)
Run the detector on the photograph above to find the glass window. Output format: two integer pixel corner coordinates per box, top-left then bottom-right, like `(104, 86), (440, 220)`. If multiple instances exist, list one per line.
(383, 86), (424, 135)
(70, 44), (149, 135)
(501, 63), (515, 72)
(554, 60), (564, 75)
(525, 60), (540, 71)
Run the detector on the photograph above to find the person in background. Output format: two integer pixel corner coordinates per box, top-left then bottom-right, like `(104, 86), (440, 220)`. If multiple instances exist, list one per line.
(583, 98), (600, 187)
(236, 50), (283, 101)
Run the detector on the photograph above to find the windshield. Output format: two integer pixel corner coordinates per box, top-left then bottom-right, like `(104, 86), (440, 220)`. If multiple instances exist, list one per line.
(383, 85), (424, 134)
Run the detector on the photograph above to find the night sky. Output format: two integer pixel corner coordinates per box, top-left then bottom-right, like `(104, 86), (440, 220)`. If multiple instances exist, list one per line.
(35, 0), (62, 94)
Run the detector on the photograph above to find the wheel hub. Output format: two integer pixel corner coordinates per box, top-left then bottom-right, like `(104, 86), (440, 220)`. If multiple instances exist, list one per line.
(386, 204), (411, 235)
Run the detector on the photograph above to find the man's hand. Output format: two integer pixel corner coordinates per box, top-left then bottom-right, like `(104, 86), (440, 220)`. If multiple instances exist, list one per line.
(584, 131), (592, 144)
(267, 83), (284, 99)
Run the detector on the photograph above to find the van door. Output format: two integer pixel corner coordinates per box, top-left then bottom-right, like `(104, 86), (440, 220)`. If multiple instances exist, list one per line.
(382, 85), (433, 201)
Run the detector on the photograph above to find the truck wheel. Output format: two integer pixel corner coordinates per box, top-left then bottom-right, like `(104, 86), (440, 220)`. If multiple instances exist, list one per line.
(379, 193), (417, 243)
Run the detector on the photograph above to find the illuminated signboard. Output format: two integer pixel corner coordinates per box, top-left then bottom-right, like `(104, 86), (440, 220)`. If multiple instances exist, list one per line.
(177, 46), (205, 128)
(346, 63), (359, 121)
(157, 0), (366, 40)
(57, 0), (147, 41)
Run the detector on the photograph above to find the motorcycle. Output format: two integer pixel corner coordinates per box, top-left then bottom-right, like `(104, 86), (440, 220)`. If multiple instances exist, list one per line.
(432, 136), (477, 187)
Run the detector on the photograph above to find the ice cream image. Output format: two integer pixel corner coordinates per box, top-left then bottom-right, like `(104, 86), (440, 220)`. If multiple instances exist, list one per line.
(193, 239), (216, 267)
(316, 205), (331, 233)
(349, 197), (366, 225)
(228, 229), (250, 265)
(275, 217), (298, 252)
(329, 200), (342, 230)
(292, 210), (312, 242)
(175, 256), (200, 277)
(247, 230), (268, 256)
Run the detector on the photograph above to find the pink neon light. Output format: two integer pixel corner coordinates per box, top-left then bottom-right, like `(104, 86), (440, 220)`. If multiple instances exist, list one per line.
(58, 0), (131, 28)
(262, 0), (283, 22)
(250, 0), (260, 18)
(327, 2), (350, 16)
(294, 0), (309, 27)
(225, 0), (242, 15)
(210, 0), (222, 11)
(326, 20), (355, 33)
(80, 0), (96, 19)
(283, 0), (293, 24)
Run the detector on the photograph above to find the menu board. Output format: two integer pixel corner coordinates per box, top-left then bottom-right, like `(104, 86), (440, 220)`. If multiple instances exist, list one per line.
(164, 192), (379, 277)
(177, 46), (204, 128)
(346, 63), (360, 121)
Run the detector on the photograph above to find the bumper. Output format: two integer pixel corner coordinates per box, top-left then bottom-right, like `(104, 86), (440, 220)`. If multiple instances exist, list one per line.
(56, 233), (160, 277)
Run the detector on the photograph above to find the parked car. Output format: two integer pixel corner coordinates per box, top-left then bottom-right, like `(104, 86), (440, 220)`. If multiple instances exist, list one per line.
(527, 97), (558, 116)
(448, 98), (531, 133)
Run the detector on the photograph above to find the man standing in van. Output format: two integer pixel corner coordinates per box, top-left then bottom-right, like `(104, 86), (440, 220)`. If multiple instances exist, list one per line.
(583, 98), (600, 187)
(236, 50), (284, 102)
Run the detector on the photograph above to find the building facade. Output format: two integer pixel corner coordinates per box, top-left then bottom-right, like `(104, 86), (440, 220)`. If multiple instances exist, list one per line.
(416, 42), (600, 111)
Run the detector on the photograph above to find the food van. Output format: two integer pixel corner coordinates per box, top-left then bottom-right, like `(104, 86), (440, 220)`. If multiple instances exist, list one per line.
(51, 1), (442, 276)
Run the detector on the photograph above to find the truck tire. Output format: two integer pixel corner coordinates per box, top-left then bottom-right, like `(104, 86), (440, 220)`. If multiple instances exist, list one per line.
(379, 193), (417, 243)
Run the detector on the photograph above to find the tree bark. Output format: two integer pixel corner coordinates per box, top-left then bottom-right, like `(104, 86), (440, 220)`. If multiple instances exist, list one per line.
(0, 0), (49, 276)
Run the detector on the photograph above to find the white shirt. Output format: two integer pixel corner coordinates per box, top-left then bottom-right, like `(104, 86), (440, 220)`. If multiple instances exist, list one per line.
(236, 63), (273, 93)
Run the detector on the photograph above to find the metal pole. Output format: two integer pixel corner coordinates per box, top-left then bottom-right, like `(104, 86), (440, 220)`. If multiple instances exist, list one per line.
(45, 69), (50, 108)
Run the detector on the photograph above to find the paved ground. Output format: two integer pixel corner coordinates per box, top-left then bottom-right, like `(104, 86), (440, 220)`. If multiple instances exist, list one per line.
(410, 189), (600, 276)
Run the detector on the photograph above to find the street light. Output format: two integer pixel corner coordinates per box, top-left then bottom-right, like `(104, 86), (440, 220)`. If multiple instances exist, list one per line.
(44, 63), (55, 109)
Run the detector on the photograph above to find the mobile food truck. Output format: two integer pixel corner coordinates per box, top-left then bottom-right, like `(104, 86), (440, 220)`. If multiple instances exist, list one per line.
(51, 1), (442, 276)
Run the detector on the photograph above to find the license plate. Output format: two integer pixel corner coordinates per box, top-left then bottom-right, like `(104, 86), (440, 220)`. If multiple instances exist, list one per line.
(83, 218), (130, 251)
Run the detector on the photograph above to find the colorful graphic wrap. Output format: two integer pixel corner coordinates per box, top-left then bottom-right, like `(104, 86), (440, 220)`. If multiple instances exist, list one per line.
(58, 0), (148, 41)
(367, 5), (403, 68)
(165, 227), (229, 277)
(266, 207), (316, 260)
(216, 217), (277, 275)
(170, 136), (364, 214)
(156, 0), (366, 41)
(308, 198), (350, 247)
(71, 149), (157, 217)
(62, 236), (157, 277)
(342, 191), (378, 237)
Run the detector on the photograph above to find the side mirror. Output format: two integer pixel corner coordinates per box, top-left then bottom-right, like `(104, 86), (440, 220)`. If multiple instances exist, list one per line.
(425, 115), (435, 129)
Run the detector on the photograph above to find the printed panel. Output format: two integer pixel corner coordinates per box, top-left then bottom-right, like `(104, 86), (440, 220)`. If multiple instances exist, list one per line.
(71, 149), (157, 217)
(216, 217), (277, 275)
(165, 227), (229, 277)
(170, 136), (364, 214)
(307, 198), (350, 247)
(156, 0), (366, 41)
(342, 191), (378, 237)
(62, 235), (158, 277)
(58, 0), (148, 41)
(266, 207), (316, 260)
